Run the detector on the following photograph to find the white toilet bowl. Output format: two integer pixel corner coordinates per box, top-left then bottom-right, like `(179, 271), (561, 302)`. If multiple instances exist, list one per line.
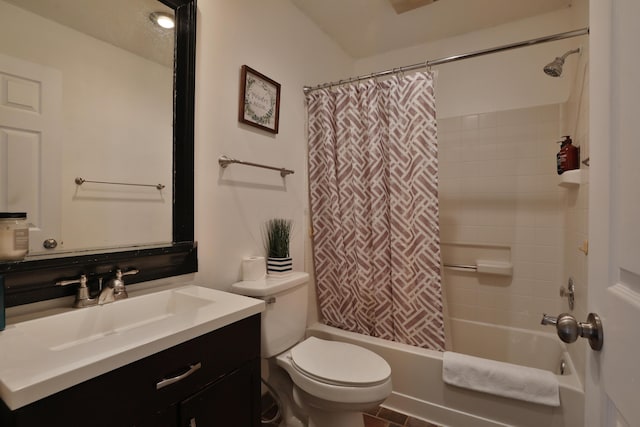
(276, 336), (392, 427)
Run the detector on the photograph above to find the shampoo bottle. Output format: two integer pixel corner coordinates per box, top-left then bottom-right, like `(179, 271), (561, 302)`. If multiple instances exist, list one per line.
(556, 136), (579, 175)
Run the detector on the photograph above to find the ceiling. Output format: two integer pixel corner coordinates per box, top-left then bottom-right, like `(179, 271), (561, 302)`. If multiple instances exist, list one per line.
(6, 0), (573, 64)
(290, 0), (573, 58)
(3, 0), (174, 66)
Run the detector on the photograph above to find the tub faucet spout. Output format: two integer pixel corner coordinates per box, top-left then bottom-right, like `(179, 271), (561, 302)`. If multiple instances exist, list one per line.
(540, 313), (558, 326)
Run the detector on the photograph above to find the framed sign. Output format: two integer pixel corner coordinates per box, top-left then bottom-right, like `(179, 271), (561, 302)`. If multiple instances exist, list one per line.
(239, 65), (281, 133)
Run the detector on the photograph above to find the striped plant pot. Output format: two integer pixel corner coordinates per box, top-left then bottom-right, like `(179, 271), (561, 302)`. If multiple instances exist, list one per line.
(267, 257), (292, 276)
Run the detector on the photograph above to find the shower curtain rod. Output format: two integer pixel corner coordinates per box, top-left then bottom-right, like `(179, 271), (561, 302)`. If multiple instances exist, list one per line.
(303, 27), (589, 94)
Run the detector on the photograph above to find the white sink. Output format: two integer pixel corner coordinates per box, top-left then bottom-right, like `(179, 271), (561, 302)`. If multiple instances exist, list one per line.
(0, 285), (265, 410)
(18, 288), (214, 351)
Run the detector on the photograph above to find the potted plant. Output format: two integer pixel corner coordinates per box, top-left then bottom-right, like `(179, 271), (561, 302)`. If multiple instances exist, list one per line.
(263, 218), (293, 275)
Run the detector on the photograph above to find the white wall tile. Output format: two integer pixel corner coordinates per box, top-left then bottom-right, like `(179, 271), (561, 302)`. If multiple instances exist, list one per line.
(477, 290), (511, 310)
(478, 112), (498, 129)
(537, 227), (564, 247)
(439, 116), (462, 133)
(448, 304), (478, 320)
(438, 104), (566, 334)
(461, 114), (479, 130)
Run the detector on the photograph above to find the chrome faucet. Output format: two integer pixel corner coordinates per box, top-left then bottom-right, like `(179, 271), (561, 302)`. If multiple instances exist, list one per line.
(98, 269), (139, 305)
(56, 269), (139, 308)
(541, 312), (603, 351)
(540, 313), (558, 326)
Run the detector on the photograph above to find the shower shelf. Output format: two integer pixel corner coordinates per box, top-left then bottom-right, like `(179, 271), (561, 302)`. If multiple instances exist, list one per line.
(558, 169), (588, 187)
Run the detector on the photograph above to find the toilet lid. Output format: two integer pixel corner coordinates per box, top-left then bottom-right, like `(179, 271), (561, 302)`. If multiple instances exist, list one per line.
(290, 337), (391, 387)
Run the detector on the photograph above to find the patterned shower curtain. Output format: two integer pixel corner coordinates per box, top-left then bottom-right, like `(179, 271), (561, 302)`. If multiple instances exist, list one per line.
(306, 72), (445, 350)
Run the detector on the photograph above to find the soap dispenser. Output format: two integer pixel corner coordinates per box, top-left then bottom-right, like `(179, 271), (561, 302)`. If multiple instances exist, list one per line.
(556, 136), (579, 175)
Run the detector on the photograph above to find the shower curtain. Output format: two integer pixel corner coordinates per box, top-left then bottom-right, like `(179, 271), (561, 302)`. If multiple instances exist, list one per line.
(306, 72), (445, 350)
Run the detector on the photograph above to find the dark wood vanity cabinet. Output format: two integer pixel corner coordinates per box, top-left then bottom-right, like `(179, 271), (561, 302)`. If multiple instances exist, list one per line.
(1, 315), (261, 427)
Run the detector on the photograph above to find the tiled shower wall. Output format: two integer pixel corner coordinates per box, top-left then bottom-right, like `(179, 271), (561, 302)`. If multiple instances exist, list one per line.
(438, 105), (567, 332)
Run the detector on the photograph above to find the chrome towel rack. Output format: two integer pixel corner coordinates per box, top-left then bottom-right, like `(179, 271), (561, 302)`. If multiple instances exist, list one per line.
(75, 177), (165, 190)
(218, 155), (294, 177)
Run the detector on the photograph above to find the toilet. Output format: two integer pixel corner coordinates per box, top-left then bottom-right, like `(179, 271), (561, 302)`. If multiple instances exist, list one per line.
(231, 272), (392, 427)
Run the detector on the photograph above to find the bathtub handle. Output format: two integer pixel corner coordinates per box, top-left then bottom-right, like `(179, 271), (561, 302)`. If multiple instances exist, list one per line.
(559, 278), (575, 310)
(541, 312), (603, 351)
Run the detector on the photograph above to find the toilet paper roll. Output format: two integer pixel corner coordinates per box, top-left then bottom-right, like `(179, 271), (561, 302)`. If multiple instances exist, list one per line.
(242, 256), (266, 281)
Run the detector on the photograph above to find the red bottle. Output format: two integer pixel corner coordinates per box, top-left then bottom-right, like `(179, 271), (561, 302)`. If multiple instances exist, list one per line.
(556, 136), (579, 175)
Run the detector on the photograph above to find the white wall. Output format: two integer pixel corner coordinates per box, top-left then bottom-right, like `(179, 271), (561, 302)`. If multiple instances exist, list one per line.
(560, 40), (590, 387)
(192, 0), (352, 294)
(584, 1), (606, 419)
(0, 1), (173, 251)
(353, 3), (588, 118)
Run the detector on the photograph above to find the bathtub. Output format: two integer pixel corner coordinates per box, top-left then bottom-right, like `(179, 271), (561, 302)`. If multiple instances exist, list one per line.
(306, 319), (584, 427)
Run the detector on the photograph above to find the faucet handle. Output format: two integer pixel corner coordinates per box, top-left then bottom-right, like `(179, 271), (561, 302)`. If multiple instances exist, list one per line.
(108, 268), (138, 300)
(56, 274), (88, 287)
(120, 269), (139, 277)
(559, 278), (575, 310)
(55, 275), (96, 308)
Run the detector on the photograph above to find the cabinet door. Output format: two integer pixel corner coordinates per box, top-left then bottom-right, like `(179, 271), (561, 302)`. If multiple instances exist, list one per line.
(178, 360), (260, 427)
(135, 406), (177, 427)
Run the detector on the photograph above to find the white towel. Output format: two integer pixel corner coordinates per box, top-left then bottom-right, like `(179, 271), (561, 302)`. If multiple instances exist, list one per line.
(442, 351), (560, 407)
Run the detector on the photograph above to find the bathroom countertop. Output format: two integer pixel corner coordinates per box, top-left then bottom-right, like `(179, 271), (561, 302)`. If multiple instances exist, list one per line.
(0, 285), (264, 410)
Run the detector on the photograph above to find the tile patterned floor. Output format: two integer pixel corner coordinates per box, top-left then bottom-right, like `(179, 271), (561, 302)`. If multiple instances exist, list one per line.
(262, 392), (441, 427)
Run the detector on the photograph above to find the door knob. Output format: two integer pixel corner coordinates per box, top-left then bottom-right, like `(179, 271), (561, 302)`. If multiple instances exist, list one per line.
(541, 312), (603, 351)
(43, 238), (58, 249)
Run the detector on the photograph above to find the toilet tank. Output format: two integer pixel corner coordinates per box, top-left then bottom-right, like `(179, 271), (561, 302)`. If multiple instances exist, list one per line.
(231, 272), (309, 357)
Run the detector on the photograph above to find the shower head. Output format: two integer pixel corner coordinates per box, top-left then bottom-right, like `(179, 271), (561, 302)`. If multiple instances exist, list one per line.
(543, 58), (565, 77)
(543, 48), (581, 77)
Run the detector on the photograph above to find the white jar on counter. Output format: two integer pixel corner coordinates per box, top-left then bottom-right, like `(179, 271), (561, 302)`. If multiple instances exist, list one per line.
(0, 212), (29, 261)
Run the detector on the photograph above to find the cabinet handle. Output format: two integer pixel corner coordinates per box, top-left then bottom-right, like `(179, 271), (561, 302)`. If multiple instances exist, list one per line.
(156, 362), (202, 390)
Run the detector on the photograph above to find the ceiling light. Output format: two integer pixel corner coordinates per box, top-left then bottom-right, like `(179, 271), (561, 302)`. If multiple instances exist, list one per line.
(150, 12), (175, 29)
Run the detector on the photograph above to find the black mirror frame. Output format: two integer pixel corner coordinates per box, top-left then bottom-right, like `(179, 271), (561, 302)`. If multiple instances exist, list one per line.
(0, 0), (198, 308)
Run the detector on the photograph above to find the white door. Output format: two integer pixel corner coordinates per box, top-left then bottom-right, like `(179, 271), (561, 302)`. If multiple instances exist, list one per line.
(587, 0), (640, 426)
(0, 53), (61, 254)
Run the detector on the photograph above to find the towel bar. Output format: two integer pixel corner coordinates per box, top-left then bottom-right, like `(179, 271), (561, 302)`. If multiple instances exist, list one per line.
(75, 177), (165, 190)
(443, 261), (513, 276)
(218, 155), (294, 177)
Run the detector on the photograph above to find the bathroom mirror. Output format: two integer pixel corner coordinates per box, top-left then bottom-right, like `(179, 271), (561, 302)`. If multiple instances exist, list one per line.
(0, 0), (196, 307)
(1, 0), (180, 255)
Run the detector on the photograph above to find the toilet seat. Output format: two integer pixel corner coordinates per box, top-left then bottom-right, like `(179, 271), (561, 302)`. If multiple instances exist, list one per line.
(290, 337), (391, 387)
(276, 336), (393, 406)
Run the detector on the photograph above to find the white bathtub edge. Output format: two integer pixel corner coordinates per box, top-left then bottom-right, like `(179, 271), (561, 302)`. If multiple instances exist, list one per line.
(307, 321), (585, 427)
(383, 391), (512, 427)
